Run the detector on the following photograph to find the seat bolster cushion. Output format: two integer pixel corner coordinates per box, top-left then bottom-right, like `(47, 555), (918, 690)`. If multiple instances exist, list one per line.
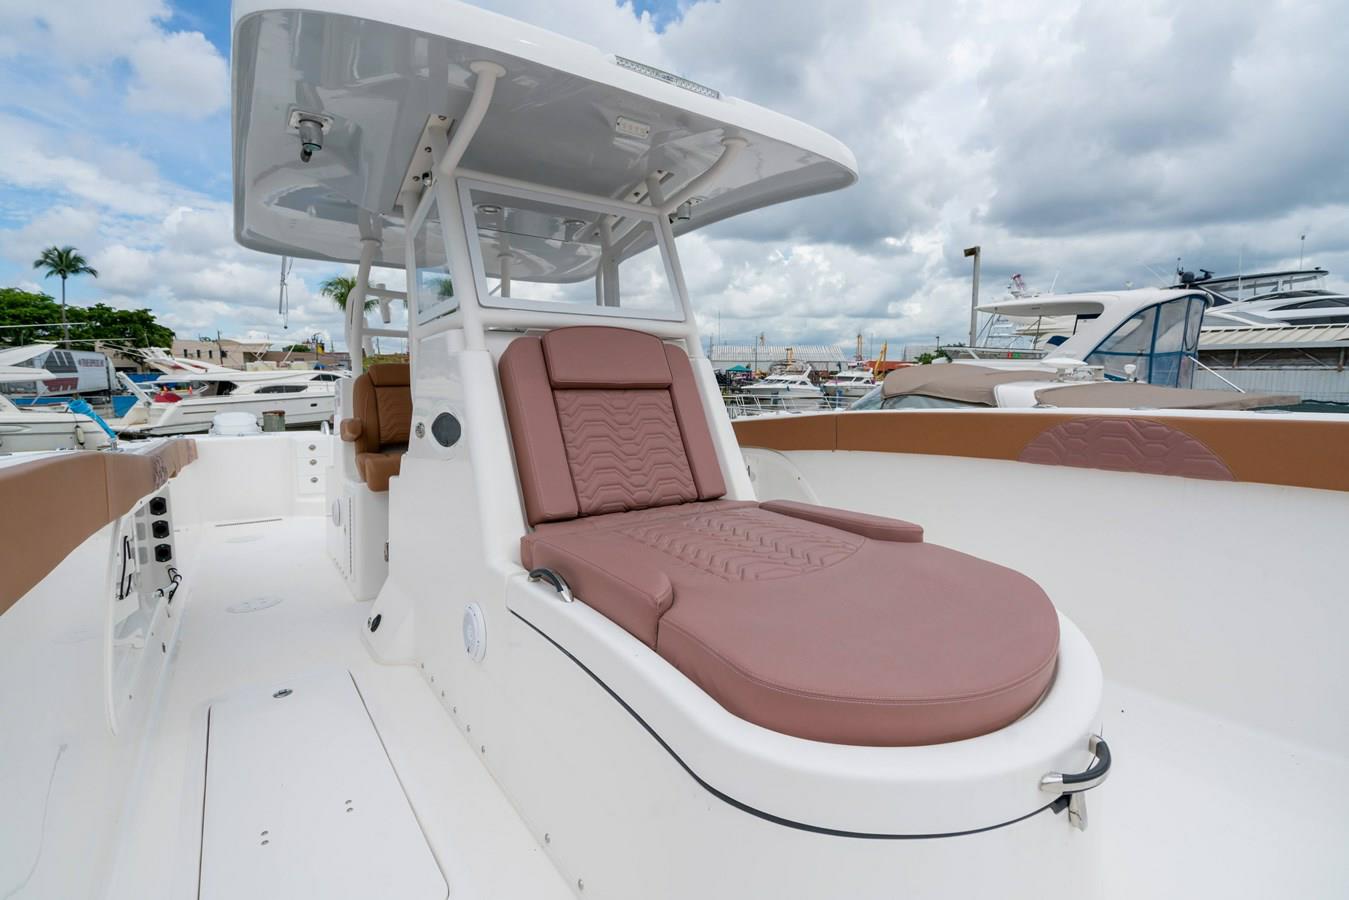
(542, 326), (672, 388)
(352, 373), (380, 456)
(500, 337), (580, 524)
(356, 448), (405, 492)
(760, 499), (923, 542)
(339, 417), (363, 442)
(366, 363), (410, 387)
(664, 345), (726, 500)
(523, 532), (674, 648)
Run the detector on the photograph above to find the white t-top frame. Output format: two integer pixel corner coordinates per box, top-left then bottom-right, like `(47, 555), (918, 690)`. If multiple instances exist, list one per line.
(454, 175), (688, 324)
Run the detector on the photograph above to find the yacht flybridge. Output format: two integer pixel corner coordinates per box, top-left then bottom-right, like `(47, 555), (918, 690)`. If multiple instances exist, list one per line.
(2, 3), (1346, 899)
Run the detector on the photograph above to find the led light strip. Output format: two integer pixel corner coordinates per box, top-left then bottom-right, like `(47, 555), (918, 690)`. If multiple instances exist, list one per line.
(614, 56), (720, 99)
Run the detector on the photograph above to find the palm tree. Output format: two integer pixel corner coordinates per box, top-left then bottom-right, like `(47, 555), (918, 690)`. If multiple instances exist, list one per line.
(319, 275), (377, 313)
(32, 246), (98, 343)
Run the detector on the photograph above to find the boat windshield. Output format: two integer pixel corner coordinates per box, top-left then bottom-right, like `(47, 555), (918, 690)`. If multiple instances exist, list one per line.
(1085, 294), (1205, 387)
(460, 180), (682, 322)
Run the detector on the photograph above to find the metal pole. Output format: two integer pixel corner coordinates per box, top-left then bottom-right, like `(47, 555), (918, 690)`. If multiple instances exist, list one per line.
(963, 246), (981, 347)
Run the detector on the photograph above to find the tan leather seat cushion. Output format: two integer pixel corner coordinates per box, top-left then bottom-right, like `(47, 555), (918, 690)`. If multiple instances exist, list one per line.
(345, 363), (410, 491)
(356, 445), (406, 492)
(524, 500), (1059, 747)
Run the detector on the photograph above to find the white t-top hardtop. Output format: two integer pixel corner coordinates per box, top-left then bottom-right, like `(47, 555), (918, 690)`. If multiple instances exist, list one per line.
(232, 0), (858, 267)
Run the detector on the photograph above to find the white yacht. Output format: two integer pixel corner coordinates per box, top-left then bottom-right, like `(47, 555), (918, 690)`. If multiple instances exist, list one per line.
(821, 365), (877, 399)
(1, 4), (1345, 900)
(742, 365), (824, 408)
(0, 346), (112, 452)
(1185, 267), (1349, 327)
(851, 358), (1295, 412)
(114, 358), (347, 435)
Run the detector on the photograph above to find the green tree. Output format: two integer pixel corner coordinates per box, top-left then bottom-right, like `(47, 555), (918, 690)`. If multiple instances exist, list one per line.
(31, 246), (98, 343)
(0, 288), (173, 348)
(320, 275), (377, 312)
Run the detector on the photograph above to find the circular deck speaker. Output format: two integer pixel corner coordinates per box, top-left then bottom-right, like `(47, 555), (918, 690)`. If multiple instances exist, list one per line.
(462, 603), (486, 662)
(431, 412), (461, 447)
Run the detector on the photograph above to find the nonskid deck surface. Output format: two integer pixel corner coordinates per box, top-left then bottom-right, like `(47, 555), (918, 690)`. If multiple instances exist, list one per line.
(104, 515), (570, 900)
(1098, 681), (1349, 897)
(100, 514), (1348, 899)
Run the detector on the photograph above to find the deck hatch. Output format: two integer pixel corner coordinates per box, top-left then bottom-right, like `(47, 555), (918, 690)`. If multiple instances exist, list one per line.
(198, 669), (446, 900)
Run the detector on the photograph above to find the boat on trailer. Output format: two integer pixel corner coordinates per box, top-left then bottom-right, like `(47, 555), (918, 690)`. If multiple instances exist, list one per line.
(1, 3), (1346, 899)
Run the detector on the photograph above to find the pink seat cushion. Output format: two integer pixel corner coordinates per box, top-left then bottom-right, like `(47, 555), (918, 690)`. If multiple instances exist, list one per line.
(504, 326), (1059, 746)
(523, 501), (1059, 746)
(499, 329), (725, 525)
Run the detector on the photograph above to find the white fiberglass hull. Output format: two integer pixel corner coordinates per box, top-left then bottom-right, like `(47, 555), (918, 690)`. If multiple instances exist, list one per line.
(119, 391), (335, 435)
(822, 382), (875, 399)
(741, 386), (824, 408)
(3, 427), (1345, 898)
(0, 411), (110, 451)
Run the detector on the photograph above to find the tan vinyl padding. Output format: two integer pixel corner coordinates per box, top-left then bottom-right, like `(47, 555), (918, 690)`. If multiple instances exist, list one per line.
(0, 439), (197, 614)
(346, 364), (411, 491)
(732, 411), (1349, 493)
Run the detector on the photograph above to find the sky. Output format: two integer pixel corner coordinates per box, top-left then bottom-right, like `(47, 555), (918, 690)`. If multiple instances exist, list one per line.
(1, 0), (1346, 354)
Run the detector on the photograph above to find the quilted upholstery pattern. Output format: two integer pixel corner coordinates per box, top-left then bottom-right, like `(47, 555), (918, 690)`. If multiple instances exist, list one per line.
(554, 389), (698, 515)
(1019, 416), (1234, 481)
(624, 506), (862, 581)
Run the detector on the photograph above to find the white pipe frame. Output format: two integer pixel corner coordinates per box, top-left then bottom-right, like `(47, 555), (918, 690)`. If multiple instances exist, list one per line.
(410, 60), (506, 352)
(347, 238), (380, 360)
(661, 137), (747, 215)
(397, 63), (744, 355)
(454, 174), (697, 340)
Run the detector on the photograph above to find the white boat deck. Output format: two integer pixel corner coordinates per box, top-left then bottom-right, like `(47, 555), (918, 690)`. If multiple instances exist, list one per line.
(1098, 680), (1348, 896)
(102, 515), (570, 900)
(88, 509), (1349, 898)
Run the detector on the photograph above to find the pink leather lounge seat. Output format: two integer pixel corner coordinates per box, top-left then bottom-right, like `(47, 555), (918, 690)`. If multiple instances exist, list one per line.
(501, 326), (1059, 746)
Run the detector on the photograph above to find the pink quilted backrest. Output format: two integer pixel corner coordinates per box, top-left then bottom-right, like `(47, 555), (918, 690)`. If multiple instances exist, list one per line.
(499, 326), (727, 525)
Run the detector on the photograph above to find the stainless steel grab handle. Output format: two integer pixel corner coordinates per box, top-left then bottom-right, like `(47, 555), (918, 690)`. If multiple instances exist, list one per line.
(528, 567), (574, 603)
(1040, 734), (1110, 831)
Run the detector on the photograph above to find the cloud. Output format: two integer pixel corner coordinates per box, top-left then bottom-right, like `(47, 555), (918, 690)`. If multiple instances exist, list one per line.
(0, 115), (178, 218)
(0, 1), (227, 120)
(2, 0), (1348, 356)
(126, 30), (228, 118)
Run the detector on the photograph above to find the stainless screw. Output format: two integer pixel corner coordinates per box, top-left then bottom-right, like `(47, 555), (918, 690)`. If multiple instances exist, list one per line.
(577, 879), (584, 891)
(544, 833), (551, 844)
